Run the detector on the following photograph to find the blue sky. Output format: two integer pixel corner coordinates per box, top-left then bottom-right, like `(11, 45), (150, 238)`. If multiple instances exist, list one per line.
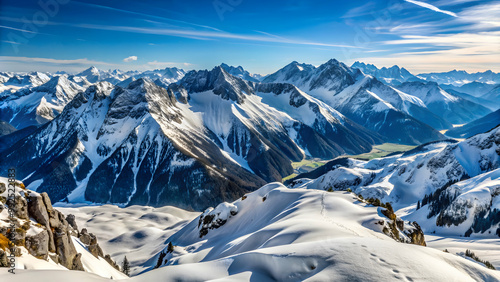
(0, 0), (499, 74)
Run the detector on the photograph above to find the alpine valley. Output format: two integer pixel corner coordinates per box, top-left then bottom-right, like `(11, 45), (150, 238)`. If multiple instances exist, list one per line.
(1, 59), (500, 281)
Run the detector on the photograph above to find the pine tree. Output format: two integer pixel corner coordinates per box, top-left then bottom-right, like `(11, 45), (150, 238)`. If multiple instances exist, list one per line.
(417, 200), (421, 210)
(122, 256), (130, 276)
(167, 242), (175, 253)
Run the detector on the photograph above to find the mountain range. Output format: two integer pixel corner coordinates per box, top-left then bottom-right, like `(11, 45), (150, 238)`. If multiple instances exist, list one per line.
(0, 59), (499, 210)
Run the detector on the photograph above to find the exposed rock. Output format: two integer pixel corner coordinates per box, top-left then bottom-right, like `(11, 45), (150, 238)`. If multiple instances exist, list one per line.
(26, 193), (50, 226)
(88, 244), (103, 258)
(53, 225), (78, 269)
(404, 222), (427, 246)
(104, 254), (120, 270)
(25, 229), (49, 259)
(381, 207), (426, 246)
(40, 192), (54, 212)
(66, 214), (79, 236)
(71, 253), (85, 271)
(78, 228), (92, 245)
(198, 202), (238, 238)
(9, 195), (29, 220)
(0, 183), (5, 194)
(0, 250), (8, 267)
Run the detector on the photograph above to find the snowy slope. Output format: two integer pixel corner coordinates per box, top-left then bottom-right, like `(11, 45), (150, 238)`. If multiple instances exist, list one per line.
(396, 81), (492, 125)
(2, 182), (499, 281)
(290, 126), (500, 238)
(56, 204), (198, 275)
(135, 183), (499, 281)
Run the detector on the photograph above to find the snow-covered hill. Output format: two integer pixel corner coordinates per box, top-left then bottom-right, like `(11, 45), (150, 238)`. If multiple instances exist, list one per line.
(8, 183), (498, 281)
(289, 126), (500, 237)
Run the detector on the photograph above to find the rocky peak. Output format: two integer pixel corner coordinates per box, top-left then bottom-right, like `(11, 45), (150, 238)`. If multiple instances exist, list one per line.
(178, 66), (253, 103)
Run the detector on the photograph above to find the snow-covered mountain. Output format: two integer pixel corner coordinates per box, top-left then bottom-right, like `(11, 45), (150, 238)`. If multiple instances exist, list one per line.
(76, 66), (186, 87)
(0, 80), (265, 210)
(442, 81), (498, 98)
(396, 81), (492, 125)
(289, 126), (500, 237)
(220, 63), (262, 82)
(351, 61), (417, 85)
(446, 109), (500, 139)
(418, 70), (500, 86)
(264, 59), (448, 142)
(0, 67), (385, 210)
(482, 84), (500, 108)
(0, 75), (84, 129)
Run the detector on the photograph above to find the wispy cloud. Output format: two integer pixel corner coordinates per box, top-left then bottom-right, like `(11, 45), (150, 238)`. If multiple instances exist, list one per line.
(405, 0), (458, 17)
(0, 56), (115, 65)
(0, 24), (37, 34)
(72, 23), (362, 49)
(147, 61), (192, 67)
(123, 56), (138, 62)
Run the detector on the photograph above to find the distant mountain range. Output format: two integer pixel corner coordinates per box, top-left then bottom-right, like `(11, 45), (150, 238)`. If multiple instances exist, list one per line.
(0, 59), (499, 209)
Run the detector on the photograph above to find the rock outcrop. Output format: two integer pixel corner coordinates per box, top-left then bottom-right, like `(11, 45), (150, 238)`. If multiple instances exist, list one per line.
(0, 182), (117, 272)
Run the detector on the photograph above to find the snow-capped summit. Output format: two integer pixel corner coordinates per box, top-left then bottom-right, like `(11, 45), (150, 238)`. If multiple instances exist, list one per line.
(396, 81), (491, 124)
(351, 61), (416, 85)
(265, 59), (446, 144)
(220, 63), (262, 82)
(76, 66), (101, 83)
(417, 69), (500, 86)
(179, 66), (253, 103)
(0, 74), (83, 128)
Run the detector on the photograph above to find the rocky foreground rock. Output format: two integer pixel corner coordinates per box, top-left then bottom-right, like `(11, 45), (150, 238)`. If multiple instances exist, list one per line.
(0, 182), (118, 271)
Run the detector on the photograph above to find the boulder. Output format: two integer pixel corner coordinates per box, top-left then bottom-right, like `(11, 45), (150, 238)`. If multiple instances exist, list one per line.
(25, 230), (50, 260)
(53, 225), (78, 269)
(26, 192), (55, 252)
(71, 253), (85, 271)
(0, 250), (8, 267)
(79, 228), (92, 245)
(26, 193), (50, 226)
(88, 244), (103, 258)
(8, 195), (28, 220)
(66, 214), (79, 236)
